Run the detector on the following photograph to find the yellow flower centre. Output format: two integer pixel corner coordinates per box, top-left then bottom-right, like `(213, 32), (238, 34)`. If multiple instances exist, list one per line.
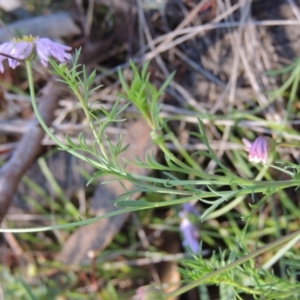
(11, 35), (38, 43)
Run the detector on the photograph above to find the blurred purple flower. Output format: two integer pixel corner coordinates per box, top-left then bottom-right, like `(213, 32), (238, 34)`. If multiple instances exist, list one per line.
(0, 36), (72, 72)
(182, 202), (200, 216)
(242, 136), (270, 164)
(179, 203), (200, 254)
(180, 218), (199, 254)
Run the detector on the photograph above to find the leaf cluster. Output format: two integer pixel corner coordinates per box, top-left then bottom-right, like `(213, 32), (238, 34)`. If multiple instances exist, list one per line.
(180, 249), (300, 299)
(118, 60), (174, 130)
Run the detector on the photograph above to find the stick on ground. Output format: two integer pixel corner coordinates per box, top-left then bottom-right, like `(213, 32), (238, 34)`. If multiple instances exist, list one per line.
(0, 81), (64, 222)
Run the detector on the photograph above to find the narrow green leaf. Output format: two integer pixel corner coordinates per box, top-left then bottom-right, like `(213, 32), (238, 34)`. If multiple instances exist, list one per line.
(115, 200), (153, 208)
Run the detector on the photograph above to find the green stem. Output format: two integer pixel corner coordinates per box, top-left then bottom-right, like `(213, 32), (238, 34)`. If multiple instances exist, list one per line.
(131, 173), (300, 190)
(163, 122), (202, 170)
(72, 88), (109, 161)
(156, 136), (225, 181)
(127, 176), (298, 200)
(25, 60), (107, 170)
(218, 280), (260, 295)
(164, 229), (300, 299)
(206, 157), (274, 220)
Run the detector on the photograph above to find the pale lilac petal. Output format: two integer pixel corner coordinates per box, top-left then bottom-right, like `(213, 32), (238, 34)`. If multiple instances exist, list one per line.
(179, 202), (200, 254)
(8, 43), (22, 68)
(0, 42), (9, 53)
(250, 137), (268, 164)
(36, 39), (50, 66)
(37, 50), (49, 67)
(183, 203), (200, 215)
(0, 40), (34, 72)
(242, 138), (252, 151)
(243, 136), (270, 164)
(0, 60), (4, 72)
(0, 42), (14, 54)
(0, 42), (16, 62)
(8, 58), (19, 69)
(0, 49), (7, 72)
(0, 42), (19, 71)
(48, 42), (72, 62)
(13, 42), (33, 59)
(11, 42), (26, 57)
(36, 38), (71, 66)
(180, 218), (199, 254)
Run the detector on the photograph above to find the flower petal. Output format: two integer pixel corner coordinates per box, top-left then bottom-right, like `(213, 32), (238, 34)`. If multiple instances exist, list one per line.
(244, 136), (270, 164)
(180, 218), (199, 254)
(36, 38), (71, 66)
(242, 138), (252, 151)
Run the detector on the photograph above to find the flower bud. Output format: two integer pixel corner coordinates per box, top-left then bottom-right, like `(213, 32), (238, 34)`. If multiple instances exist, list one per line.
(242, 136), (274, 164)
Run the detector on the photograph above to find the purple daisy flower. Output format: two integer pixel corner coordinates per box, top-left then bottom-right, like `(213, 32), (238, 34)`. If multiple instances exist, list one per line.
(242, 136), (270, 164)
(0, 36), (72, 72)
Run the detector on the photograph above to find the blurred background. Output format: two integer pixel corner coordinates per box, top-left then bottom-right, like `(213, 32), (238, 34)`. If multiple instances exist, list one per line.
(0, 0), (300, 299)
